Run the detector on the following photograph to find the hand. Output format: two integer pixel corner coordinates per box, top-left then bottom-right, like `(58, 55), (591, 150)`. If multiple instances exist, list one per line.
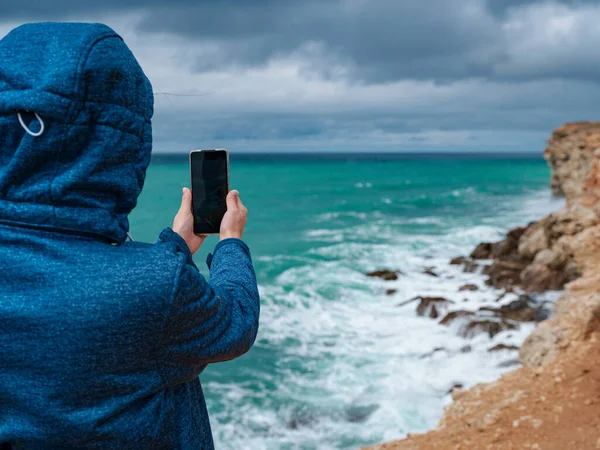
(173, 187), (206, 255)
(220, 190), (248, 241)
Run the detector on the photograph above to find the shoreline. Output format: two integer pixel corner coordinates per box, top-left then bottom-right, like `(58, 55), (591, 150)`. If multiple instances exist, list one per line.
(366, 122), (600, 449)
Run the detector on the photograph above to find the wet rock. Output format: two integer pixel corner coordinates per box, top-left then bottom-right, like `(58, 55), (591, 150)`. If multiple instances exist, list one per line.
(485, 266), (522, 289)
(491, 236), (519, 259)
(470, 242), (494, 259)
(450, 256), (469, 265)
(439, 310), (475, 326)
(479, 296), (552, 323)
(497, 359), (520, 368)
(385, 289), (398, 295)
(446, 383), (464, 394)
(507, 226), (528, 242)
(462, 319), (518, 339)
(459, 284), (478, 292)
(420, 347), (447, 359)
(416, 297), (453, 318)
(488, 344), (520, 352)
(423, 267), (438, 277)
(463, 261), (480, 273)
(366, 269), (399, 281)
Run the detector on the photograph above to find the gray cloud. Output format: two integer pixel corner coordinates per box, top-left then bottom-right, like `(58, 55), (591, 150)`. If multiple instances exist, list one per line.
(0, 0), (598, 152)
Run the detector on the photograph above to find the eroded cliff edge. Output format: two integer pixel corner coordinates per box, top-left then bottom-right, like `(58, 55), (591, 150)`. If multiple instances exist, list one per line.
(368, 122), (600, 450)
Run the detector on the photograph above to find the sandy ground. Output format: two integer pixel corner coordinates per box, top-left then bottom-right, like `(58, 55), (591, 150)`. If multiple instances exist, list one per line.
(366, 335), (600, 450)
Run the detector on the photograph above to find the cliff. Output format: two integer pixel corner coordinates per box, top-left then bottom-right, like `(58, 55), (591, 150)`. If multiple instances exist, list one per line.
(367, 122), (600, 450)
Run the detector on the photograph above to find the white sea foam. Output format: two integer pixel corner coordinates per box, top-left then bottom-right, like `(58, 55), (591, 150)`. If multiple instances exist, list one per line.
(209, 188), (565, 450)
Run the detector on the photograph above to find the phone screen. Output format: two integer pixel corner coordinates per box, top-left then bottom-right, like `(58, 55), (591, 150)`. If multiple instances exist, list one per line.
(190, 150), (229, 235)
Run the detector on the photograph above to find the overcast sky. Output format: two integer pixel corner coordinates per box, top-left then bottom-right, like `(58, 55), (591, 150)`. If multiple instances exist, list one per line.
(1, 0), (598, 153)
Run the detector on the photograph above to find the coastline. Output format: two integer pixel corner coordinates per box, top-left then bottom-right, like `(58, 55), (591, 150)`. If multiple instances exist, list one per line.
(366, 122), (600, 449)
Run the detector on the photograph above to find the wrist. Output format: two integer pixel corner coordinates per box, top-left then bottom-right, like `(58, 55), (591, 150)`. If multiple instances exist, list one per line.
(220, 232), (242, 241)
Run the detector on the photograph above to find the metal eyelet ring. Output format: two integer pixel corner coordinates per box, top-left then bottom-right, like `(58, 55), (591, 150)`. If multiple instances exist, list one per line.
(17, 111), (45, 137)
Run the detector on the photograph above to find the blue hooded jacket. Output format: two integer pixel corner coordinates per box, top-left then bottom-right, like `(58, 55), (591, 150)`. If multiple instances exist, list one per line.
(0, 23), (260, 449)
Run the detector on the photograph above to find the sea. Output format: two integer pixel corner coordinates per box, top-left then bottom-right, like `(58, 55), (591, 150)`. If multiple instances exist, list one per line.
(129, 153), (564, 450)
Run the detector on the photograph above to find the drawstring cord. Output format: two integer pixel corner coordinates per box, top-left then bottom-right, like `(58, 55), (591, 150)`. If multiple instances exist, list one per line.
(16, 110), (134, 242)
(17, 111), (45, 137)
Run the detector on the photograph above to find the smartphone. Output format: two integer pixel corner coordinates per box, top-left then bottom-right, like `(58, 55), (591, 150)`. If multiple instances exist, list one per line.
(190, 149), (230, 235)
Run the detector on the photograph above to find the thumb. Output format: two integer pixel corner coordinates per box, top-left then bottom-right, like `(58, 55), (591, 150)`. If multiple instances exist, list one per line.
(226, 190), (239, 211)
(179, 187), (192, 214)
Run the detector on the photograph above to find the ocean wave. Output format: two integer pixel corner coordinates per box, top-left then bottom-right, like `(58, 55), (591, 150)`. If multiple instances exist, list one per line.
(209, 188), (563, 450)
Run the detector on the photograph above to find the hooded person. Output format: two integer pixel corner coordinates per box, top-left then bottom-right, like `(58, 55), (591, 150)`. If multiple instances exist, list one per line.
(0, 22), (260, 449)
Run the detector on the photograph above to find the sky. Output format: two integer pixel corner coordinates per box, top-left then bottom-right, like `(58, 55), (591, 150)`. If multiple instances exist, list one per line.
(0, 0), (598, 153)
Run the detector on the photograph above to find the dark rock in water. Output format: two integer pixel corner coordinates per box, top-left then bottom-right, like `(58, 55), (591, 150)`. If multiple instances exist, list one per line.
(286, 406), (317, 430)
(491, 236), (519, 259)
(488, 344), (519, 352)
(366, 269), (400, 281)
(507, 226), (528, 242)
(385, 289), (398, 295)
(484, 265), (522, 289)
(479, 295), (552, 323)
(450, 256), (469, 265)
(460, 345), (472, 353)
(439, 310), (475, 326)
(446, 383), (464, 394)
(459, 284), (478, 292)
(463, 261), (480, 273)
(497, 359), (520, 368)
(419, 347), (447, 359)
(423, 267), (438, 277)
(470, 242), (494, 259)
(462, 319), (518, 339)
(416, 297), (453, 318)
(345, 403), (379, 423)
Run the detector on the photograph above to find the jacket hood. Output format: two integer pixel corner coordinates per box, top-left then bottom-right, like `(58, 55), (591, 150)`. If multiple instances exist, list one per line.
(0, 22), (153, 243)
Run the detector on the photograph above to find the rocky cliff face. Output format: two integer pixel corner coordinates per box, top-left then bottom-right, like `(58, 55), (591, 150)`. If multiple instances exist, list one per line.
(367, 122), (600, 450)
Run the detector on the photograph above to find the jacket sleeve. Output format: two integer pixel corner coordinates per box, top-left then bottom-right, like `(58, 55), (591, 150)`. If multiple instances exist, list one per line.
(157, 228), (260, 366)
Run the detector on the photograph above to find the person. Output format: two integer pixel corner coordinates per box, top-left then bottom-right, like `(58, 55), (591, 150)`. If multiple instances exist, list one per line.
(0, 22), (260, 449)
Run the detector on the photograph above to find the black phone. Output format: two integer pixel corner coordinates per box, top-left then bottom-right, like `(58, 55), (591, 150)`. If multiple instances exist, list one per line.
(190, 149), (230, 235)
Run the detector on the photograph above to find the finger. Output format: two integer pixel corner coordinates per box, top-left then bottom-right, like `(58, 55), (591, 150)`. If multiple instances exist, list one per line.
(179, 187), (192, 212)
(226, 190), (239, 211)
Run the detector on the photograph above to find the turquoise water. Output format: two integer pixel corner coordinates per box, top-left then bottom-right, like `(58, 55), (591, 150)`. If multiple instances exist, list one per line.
(130, 154), (557, 449)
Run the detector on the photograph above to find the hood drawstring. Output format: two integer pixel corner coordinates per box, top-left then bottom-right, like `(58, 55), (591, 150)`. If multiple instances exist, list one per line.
(17, 111), (45, 137)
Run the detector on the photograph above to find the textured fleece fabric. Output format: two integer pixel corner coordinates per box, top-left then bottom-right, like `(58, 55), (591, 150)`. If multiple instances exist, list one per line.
(0, 23), (260, 449)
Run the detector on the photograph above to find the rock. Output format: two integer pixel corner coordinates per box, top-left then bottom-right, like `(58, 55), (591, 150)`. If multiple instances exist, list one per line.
(462, 319), (518, 339)
(507, 226), (528, 242)
(470, 242), (494, 259)
(459, 284), (478, 292)
(460, 345), (472, 353)
(499, 297), (547, 323)
(485, 266), (522, 289)
(423, 267), (438, 277)
(385, 289), (397, 295)
(366, 269), (399, 281)
(488, 344), (519, 352)
(446, 383), (464, 394)
(492, 236), (519, 259)
(439, 310), (475, 326)
(497, 359), (520, 368)
(439, 310), (518, 338)
(416, 297), (453, 318)
(518, 223), (548, 260)
(519, 320), (569, 367)
(450, 256), (469, 265)
(463, 260), (480, 273)
(520, 264), (567, 292)
(479, 296), (551, 323)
